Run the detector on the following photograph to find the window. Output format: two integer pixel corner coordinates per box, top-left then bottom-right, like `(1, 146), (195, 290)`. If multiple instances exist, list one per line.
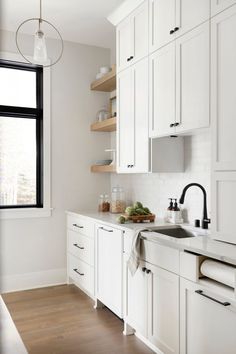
(0, 60), (43, 209)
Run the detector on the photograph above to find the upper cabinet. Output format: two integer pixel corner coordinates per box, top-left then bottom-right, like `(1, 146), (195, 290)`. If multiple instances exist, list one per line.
(211, 5), (236, 171)
(211, 0), (236, 16)
(149, 0), (210, 53)
(117, 58), (149, 173)
(116, 0), (149, 73)
(150, 23), (210, 138)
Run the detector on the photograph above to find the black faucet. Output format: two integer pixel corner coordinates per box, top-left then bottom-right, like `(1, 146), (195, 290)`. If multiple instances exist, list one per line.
(179, 183), (211, 229)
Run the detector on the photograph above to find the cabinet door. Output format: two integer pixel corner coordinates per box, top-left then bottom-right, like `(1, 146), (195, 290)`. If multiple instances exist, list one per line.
(147, 264), (179, 354)
(180, 278), (236, 354)
(131, 0), (149, 65)
(211, 0), (236, 16)
(149, 0), (176, 53)
(211, 172), (236, 244)
(175, 0), (210, 38)
(96, 225), (123, 318)
(149, 42), (176, 138)
(123, 256), (148, 336)
(117, 69), (134, 173)
(176, 23), (210, 133)
(211, 6), (236, 171)
(117, 17), (131, 73)
(132, 58), (149, 173)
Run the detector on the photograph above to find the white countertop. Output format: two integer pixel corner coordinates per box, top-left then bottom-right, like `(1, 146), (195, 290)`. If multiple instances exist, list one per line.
(66, 210), (236, 266)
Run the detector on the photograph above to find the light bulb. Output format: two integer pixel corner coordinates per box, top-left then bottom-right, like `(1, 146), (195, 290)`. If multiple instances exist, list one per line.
(33, 29), (48, 63)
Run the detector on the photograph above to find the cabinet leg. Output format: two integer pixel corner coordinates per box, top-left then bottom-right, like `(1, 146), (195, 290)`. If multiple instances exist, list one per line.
(123, 322), (135, 336)
(94, 298), (104, 309)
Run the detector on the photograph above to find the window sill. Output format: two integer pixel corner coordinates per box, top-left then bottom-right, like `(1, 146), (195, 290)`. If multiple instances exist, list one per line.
(0, 208), (52, 219)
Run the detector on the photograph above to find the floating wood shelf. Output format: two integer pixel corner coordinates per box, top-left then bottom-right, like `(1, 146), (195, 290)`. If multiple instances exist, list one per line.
(90, 117), (116, 132)
(90, 66), (116, 92)
(90, 164), (116, 173)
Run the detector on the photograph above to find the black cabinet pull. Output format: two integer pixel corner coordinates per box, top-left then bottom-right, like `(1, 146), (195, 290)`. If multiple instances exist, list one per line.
(174, 27), (179, 32)
(99, 226), (113, 233)
(127, 57), (131, 62)
(195, 290), (231, 307)
(142, 267), (147, 272)
(127, 164), (130, 168)
(130, 56), (134, 60)
(73, 268), (84, 276)
(146, 269), (151, 274)
(73, 243), (84, 250)
(170, 123), (175, 127)
(73, 223), (84, 229)
(174, 122), (180, 127)
(170, 29), (175, 34)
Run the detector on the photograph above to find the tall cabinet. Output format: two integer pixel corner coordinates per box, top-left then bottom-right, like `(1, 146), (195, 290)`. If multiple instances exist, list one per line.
(211, 5), (236, 244)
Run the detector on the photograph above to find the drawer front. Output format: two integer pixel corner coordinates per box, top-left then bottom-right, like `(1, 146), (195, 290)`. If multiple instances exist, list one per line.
(68, 254), (94, 295)
(68, 230), (94, 266)
(142, 240), (179, 274)
(67, 215), (94, 237)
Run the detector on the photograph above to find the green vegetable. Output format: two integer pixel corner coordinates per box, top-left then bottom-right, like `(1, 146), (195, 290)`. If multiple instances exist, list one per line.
(143, 207), (151, 214)
(135, 208), (146, 215)
(125, 206), (138, 216)
(117, 215), (126, 224)
(133, 201), (143, 209)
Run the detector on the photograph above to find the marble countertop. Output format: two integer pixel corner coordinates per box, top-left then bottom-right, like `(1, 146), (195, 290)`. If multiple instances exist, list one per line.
(66, 210), (236, 266)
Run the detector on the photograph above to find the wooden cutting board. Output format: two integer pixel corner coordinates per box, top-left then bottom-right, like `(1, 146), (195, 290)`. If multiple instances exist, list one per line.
(123, 214), (156, 223)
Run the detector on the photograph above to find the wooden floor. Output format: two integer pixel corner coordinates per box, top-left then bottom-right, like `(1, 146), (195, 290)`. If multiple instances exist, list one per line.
(2, 285), (154, 354)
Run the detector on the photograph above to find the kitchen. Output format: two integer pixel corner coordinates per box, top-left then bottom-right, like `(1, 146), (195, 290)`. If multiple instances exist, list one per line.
(0, 0), (236, 353)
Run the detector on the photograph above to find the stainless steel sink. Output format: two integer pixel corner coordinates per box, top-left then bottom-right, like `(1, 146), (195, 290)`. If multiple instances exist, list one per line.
(152, 226), (195, 239)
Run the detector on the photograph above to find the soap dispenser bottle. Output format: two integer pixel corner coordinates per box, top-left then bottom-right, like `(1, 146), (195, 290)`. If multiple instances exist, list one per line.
(170, 199), (183, 224)
(165, 198), (173, 222)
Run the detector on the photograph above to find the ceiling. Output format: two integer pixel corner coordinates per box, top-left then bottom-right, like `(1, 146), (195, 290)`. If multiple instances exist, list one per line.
(1, 0), (124, 49)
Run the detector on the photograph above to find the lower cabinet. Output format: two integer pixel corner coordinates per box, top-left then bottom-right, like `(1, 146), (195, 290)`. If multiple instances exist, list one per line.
(124, 257), (180, 354)
(95, 224), (123, 318)
(180, 278), (236, 354)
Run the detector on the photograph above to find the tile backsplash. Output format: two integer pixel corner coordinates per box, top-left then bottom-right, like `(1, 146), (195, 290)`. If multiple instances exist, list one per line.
(111, 131), (211, 225)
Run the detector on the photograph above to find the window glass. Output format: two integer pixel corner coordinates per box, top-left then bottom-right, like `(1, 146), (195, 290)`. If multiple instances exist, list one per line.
(0, 67), (36, 108)
(0, 117), (37, 206)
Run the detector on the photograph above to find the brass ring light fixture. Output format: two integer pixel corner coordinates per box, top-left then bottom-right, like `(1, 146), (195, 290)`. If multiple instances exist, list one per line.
(15, 0), (64, 67)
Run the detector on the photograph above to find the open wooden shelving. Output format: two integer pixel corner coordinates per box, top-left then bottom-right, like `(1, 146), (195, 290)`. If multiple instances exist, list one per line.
(90, 65), (116, 92)
(90, 117), (116, 132)
(90, 164), (116, 173)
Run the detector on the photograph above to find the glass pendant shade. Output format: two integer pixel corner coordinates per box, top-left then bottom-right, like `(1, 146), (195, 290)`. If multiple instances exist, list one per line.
(33, 29), (48, 63)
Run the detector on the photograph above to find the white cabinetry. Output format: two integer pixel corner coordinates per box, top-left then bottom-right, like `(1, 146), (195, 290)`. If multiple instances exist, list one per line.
(117, 0), (148, 73)
(211, 6), (236, 244)
(67, 214), (95, 297)
(117, 58), (149, 173)
(150, 23), (209, 138)
(211, 0), (236, 16)
(211, 6), (236, 171)
(149, 0), (210, 53)
(180, 278), (236, 354)
(123, 238), (180, 354)
(95, 224), (123, 318)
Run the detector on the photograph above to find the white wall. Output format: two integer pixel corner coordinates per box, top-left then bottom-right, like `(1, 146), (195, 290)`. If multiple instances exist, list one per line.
(111, 131), (211, 224)
(0, 30), (111, 292)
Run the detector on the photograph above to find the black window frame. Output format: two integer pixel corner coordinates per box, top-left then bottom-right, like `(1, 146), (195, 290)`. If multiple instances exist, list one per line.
(0, 59), (43, 209)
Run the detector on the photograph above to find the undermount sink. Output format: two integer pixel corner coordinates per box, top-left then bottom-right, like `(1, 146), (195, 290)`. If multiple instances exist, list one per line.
(152, 226), (195, 239)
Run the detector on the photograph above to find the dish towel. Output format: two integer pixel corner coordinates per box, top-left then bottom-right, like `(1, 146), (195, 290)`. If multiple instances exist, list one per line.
(128, 228), (149, 276)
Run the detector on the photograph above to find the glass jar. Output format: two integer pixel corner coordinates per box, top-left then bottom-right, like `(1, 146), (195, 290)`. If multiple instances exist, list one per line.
(96, 107), (110, 122)
(111, 186), (126, 213)
(98, 194), (110, 212)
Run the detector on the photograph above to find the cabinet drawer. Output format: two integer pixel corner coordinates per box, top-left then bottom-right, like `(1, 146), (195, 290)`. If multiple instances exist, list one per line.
(67, 215), (94, 238)
(68, 230), (94, 266)
(180, 251), (207, 282)
(68, 254), (94, 296)
(142, 240), (179, 274)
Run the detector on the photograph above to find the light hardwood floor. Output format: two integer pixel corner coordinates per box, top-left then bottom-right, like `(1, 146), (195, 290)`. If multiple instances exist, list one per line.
(2, 285), (154, 354)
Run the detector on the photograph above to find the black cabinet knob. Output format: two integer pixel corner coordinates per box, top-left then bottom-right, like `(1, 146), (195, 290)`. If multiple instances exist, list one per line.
(174, 122), (180, 127)
(174, 27), (179, 32)
(170, 123), (174, 127)
(146, 269), (151, 274)
(170, 29), (175, 34)
(142, 267), (147, 272)
(130, 56), (134, 60)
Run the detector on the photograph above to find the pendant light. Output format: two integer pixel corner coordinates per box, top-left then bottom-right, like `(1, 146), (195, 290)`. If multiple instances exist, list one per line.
(15, 0), (64, 67)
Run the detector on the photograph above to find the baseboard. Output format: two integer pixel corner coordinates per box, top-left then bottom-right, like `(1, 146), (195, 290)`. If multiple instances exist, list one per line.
(0, 268), (67, 293)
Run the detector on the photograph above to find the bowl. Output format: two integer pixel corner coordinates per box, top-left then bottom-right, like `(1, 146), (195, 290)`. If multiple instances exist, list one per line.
(100, 66), (111, 74)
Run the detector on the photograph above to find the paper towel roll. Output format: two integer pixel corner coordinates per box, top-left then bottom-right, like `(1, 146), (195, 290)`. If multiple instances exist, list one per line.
(200, 259), (236, 289)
